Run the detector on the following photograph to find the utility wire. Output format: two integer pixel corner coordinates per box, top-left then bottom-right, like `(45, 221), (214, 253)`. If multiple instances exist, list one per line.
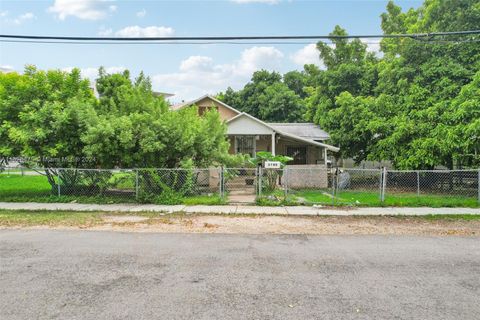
(1, 38), (478, 46)
(0, 39), (385, 45)
(1, 30), (479, 42)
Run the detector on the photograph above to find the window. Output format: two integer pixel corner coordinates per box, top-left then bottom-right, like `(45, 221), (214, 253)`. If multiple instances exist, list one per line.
(235, 136), (256, 157)
(198, 106), (218, 116)
(286, 146), (307, 165)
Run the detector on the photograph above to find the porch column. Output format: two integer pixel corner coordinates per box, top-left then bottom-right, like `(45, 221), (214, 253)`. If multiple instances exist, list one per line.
(324, 148), (328, 165)
(271, 132), (276, 156)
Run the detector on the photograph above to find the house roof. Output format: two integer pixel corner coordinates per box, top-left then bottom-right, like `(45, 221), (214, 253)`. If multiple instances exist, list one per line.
(227, 113), (339, 152)
(153, 91), (175, 98)
(172, 94), (339, 152)
(171, 94), (241, 114)
(267, 123), (330, 141)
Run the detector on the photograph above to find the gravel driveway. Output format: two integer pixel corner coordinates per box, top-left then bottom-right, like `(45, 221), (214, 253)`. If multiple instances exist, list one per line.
(1, 230), (479, 319)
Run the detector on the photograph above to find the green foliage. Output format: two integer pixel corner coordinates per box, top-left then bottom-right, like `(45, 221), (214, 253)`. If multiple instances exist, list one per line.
(303, 0), (480, 169)
(219, 70), (306, 122)
(220, 0), (479, 170)
(0, 67), (231, 193)
(250, 152), (293, 193)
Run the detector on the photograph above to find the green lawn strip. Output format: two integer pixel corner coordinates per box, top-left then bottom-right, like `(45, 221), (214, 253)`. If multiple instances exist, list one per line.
(0, 210), (103, 227)
(182, 194), (226, 205)
(0, 209), (479, 227)
(0, 174), (225, 205)
(420, 214), (480, 221)
(0, 209), (193, 227)
(0, 174), (53, 197)
(291, 189), (479, 208)
(256, 189), (300, 206)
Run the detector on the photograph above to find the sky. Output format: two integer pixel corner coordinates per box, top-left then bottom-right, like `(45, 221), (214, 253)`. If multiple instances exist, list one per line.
(0, 0), (423, 102)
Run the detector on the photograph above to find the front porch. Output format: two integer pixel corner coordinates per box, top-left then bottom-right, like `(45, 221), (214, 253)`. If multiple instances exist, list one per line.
(225, 112), (338, 166)
(228, 134), (328, 165)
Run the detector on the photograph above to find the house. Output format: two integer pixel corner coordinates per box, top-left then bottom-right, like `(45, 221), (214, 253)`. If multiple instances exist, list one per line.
(172, 95), (339, 166)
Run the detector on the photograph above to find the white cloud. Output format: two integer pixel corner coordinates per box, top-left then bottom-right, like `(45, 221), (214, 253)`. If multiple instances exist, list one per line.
(360, 39), (382, 57)
(291, 43), (321, 67)
(12, 12), (35, 25)
(48, 0), (117, 20)
(1, 12), (35, 25)
(291, 40), (382, 69)
(97, 27), (113, 36)
(231, 0), (280, 4)
(179, 56), (214, 72)
(152, 46), (285, 101)
(114, 25), (174, 37)
(136, 9), (146, 18)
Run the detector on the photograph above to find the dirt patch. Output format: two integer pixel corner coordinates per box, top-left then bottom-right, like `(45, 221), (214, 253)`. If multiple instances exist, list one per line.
(29, 215), (479, 236)
(103, 216), (149, 223)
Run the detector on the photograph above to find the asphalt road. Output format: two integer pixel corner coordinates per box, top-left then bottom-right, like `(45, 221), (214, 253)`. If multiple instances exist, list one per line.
(1, 230), (479, 320)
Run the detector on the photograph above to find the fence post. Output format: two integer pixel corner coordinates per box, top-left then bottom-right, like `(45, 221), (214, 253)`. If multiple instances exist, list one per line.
(478, 169), (480, 205)
(283, 167), (288, 199)
(332, 168), (337, 206)
(258, 166), (262, 197)
(378, 168), (383, 201)
(57, 169), (61, 197)
(417, 170), (420, 196)
(135, 169), (139, 200)
(219, 167), (224, 199)
(381, 167), (387, 202)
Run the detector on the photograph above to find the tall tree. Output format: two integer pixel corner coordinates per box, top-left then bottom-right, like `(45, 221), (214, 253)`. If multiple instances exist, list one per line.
(219, 70), (306, 122)
(0, 66), (97, 184)
(83, 70), (229, 168)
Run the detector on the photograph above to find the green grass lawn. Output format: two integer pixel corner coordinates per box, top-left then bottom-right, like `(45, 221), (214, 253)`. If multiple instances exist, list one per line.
(1, 174), (477, 207)
(0, 174), (225, 205)
(0, 174), (53, 198)
(291, 189), (479, 208)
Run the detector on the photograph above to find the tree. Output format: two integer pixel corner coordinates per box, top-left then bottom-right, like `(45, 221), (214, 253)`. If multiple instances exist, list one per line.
(283, 70), (308, 98)
(304, 0), (479, 169)
(0, 66), (232, 193)
(257, 83), (305, 122)
(304, 26), (379, 161)
(368, 0), (480, 168)
(219, 70), (306, 122)
(82, 70), (229, 168)
(0, 66), (96, 185)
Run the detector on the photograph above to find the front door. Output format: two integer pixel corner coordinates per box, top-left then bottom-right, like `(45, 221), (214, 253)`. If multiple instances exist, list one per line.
(286, 146), (307, 165)
(235, 136), (256, 157)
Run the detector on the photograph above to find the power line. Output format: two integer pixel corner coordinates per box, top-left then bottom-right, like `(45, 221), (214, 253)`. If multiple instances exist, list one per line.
(0, 39), (384, 45)
(1, 39), (478, 46)
(1, 30), (479, 42)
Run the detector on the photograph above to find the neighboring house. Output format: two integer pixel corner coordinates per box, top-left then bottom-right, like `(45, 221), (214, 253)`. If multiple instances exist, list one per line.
(172, 95), (339, 166)
(0, 66), (15, 73)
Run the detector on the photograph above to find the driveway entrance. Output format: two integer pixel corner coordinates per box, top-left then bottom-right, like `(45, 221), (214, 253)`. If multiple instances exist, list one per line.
(224, 168), (257, 204)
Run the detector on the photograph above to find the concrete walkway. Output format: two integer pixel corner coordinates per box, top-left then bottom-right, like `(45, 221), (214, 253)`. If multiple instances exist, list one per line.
(0, 202), (479, 216)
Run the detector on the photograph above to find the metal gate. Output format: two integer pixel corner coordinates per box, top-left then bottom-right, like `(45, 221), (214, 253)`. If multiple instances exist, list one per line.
(223, 168), (258, 195)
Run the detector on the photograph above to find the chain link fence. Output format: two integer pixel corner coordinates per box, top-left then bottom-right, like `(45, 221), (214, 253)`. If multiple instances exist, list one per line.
(0, 166), (479, 206)
(280, 167), (479, 207)
(0, 167), (223, 204)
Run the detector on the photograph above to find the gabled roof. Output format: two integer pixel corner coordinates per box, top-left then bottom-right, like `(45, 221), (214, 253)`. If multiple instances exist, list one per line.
(171, 94), (241, 115)
(172, 94), (339, 152)
(227, 112), (339, 152)
(268, 123), (330, 141)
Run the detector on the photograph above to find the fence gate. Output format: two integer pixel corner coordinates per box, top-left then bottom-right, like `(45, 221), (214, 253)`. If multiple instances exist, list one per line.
(223, 168), (258, 196)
